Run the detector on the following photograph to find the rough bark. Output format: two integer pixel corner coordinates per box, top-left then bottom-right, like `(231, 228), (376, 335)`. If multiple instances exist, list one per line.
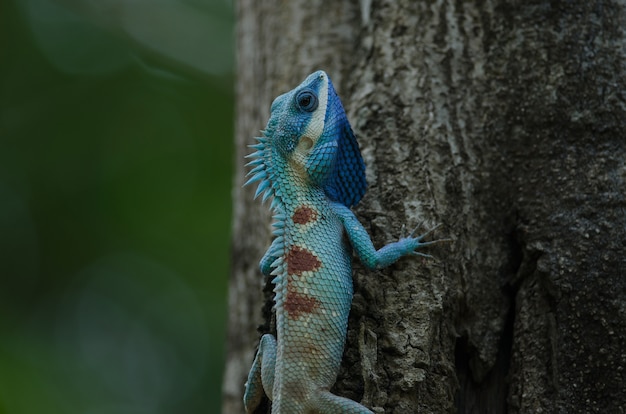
(223, 1), (626, 413)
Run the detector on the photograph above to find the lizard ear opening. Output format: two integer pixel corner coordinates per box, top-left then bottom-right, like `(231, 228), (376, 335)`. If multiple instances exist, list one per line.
(324, 123), (367, 207)
(298, 136), (314, 152)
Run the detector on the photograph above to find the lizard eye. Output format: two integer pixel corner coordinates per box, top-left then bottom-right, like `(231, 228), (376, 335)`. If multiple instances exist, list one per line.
(295, 89), (318, 112)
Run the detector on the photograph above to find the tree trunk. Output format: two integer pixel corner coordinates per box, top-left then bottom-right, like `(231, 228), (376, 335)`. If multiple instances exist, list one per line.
(223, 1), (626, 413)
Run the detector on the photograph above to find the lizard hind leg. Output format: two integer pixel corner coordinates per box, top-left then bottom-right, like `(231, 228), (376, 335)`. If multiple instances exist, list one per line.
(310, 390), (374, 414)
(244, 334), (277, 413)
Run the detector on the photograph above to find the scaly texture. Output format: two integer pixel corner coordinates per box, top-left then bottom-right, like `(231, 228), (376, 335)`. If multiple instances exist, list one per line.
(243, 71), (437, 414)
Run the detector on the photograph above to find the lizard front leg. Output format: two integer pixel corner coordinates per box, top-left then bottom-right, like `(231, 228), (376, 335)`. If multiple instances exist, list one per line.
(243, 334), (277, 413)
(330, 202), (440, 269)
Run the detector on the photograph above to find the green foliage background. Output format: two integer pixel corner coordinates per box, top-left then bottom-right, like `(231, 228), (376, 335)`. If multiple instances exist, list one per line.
(0, 1), (233, 412)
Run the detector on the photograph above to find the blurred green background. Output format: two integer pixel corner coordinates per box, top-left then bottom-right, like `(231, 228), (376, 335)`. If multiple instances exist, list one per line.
(0, 0), (233, 413)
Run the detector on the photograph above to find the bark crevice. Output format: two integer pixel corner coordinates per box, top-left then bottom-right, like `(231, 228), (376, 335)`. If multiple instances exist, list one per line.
(454, 302), (514, 414)
(454, 226), (523, 414)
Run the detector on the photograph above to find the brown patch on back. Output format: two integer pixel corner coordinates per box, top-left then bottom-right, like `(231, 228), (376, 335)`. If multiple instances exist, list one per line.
(292, 205), (317, 225)
(284, 286), (321, 319)
(286, 246), (321, 275)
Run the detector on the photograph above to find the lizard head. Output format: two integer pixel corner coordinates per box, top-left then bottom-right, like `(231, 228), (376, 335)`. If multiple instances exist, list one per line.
(245, 70), (366, 208)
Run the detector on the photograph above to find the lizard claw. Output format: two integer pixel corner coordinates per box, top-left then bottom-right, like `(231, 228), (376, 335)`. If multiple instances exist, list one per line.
(405, 223), (453, 258)
(410, 251), (434, 259)
(410, 223), (453, 244)
(409, 222), (442, 240)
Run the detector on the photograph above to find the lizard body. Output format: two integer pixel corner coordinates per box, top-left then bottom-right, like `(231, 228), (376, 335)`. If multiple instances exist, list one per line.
(243, 71), (437, 414)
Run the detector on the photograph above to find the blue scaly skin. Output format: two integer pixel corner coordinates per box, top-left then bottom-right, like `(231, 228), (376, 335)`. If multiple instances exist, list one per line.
(243, 71), (439, 413)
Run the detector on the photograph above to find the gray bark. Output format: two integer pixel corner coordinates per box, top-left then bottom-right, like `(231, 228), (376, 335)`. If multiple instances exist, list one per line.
(223, 1), (626, 413)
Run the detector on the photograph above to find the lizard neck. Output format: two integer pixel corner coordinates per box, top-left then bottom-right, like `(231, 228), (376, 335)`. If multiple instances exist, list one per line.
(271, 161), (327, 213)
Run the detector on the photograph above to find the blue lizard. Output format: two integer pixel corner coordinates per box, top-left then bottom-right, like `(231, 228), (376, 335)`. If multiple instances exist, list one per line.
(243, 71), (439, 413)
